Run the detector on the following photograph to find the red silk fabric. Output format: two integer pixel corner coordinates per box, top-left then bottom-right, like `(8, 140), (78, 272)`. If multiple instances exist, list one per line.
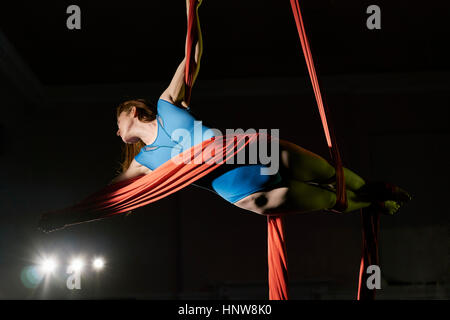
(358, 209), (380, 300)
(184, 0), (202, 106)
(288, 0), (347, 212)
(289, 0), (380, 300)
(267, 216), (289, 300)
(185, 0), (290, 300)
(49, 134), (267, 227)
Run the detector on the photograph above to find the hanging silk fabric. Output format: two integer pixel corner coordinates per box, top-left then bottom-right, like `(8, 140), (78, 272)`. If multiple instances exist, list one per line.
(185, 0), (203, 106)
(288, 0), (380, 300)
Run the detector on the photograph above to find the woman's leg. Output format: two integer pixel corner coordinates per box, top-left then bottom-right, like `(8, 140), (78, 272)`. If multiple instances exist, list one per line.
(282, 180), (372, 214)
(279, 140), (366, 192)
(234, 140), (409, 216)
(238, 181), (401, 216)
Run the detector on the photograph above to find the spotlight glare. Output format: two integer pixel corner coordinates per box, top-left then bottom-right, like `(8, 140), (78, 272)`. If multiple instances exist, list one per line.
(93, 258), (105, 270)
(40, 258), (57, 274)
(69, 258), (84, 272)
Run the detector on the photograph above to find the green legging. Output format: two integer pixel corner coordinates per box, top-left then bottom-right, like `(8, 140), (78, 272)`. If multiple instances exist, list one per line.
(281, 141), (372, 213)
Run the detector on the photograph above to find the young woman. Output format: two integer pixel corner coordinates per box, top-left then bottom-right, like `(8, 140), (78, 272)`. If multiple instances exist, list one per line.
(110, 1), (411, 217)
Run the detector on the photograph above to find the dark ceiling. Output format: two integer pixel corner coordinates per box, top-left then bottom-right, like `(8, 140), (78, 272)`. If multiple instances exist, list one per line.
(1, 0), (449, 85)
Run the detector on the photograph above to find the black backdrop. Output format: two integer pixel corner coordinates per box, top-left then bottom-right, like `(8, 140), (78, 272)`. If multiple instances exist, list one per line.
(0, 0), (449, 299)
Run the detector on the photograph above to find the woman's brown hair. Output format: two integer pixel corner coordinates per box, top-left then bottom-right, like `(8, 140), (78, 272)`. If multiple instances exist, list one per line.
(116, 98), (157, 173)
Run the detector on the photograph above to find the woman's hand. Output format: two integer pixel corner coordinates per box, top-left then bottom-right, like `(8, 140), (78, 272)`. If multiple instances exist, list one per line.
(38, 208), (76, 233)
(109, 159), (151, 185)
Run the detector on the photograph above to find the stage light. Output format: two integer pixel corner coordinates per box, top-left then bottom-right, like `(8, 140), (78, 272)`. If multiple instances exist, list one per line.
(40, 257), (57, 274)
(69, 258), (84, 272)
(92, 257), (105, 270)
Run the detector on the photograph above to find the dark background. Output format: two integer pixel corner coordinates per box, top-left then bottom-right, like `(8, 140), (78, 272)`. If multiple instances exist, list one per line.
(0, 0), (449, 299)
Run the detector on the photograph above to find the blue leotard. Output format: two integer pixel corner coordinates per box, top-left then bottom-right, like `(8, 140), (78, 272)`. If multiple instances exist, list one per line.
(134, 99), (283, 203)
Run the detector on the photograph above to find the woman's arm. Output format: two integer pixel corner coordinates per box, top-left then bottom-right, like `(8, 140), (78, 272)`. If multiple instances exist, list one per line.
(39, 159), (151, 232)
(159, 0), (202, 109)
(159, 57), (189, 109)
(109, 158), (152, 185)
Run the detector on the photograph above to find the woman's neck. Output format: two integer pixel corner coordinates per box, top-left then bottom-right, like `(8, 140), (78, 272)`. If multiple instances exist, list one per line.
(135, 119), (158, 146)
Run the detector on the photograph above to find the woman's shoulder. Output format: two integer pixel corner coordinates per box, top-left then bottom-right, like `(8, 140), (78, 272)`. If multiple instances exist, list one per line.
(157, 98), (190, 113)
(157, 98), (195, 129)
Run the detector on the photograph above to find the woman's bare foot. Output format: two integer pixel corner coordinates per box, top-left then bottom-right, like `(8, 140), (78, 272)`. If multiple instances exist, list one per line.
(357, 182), (412, 203)
(372, 199), (405, 215)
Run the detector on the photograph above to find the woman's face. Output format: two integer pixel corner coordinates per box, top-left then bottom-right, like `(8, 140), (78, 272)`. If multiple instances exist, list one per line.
(117, 108), (140, 144)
